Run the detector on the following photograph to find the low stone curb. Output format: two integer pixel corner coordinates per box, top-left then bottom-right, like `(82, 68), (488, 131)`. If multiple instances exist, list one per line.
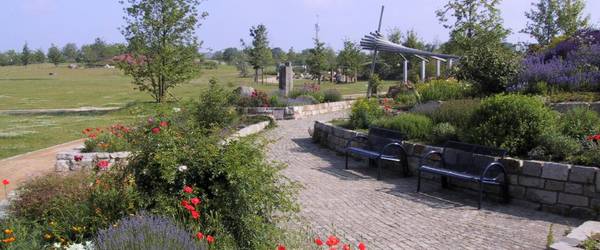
(551, 221), (600, 250)
(239, 100), (355, 120)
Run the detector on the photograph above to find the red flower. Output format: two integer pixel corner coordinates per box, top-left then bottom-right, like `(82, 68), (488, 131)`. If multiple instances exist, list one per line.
(180, 200), (189, 207)
(196, 232), (204, 240)
(183, 186), (193, 194)
(2, 179), (9, 185)
(151, 127), (161, 134)
(159, 121), (168, 127)
(74, 155), (83, 162)
(326, 235), (340, 247)
(190, 197), (201, 205)
(358, 242), (366, 250)
(206, 235), (215, 244)
(343, 244), (350, 250)
(314, 238), (323, 246)
(191, 210), (200, 220)
(185, 205), (195, 212)
(277, 245), (286, 250)
(97, 160), (109, 170)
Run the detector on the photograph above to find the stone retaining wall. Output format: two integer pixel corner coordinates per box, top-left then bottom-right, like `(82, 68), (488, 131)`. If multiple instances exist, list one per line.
(239, 100), (355, 120)
(313, 121), (600, 219)
(549, 101), (600, 114)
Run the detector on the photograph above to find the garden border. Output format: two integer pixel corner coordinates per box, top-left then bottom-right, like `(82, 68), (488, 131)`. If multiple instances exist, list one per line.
(238, 100), (355, 120)
(313, 121), (600, 219)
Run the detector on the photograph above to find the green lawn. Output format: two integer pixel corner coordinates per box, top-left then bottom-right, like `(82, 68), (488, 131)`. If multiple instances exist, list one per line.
(0, 63), (398, 159)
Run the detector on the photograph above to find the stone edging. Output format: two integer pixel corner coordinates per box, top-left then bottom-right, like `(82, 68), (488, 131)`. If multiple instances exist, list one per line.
(312, 121), (600, 219)
(56, 120), (274, 172)
(550, 221), (600, 249)
(238, 100), (355, 120)
(549, 101), (600, 114)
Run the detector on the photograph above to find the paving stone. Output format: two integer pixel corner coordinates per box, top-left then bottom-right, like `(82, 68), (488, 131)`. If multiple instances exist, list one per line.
(542, 162), (571, 181)
(569, 166), (596, 184)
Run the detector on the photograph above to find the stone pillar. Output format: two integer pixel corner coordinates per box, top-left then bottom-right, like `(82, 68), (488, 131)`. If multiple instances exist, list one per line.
(436, 59), (441, 78)
(279, 62), (294, 97)
(421, 60), (426, 82)
(403, 60), (408, 84)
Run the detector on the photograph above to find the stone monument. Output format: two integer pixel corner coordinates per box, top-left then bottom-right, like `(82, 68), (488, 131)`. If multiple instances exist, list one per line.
(279, 62), (293, 97)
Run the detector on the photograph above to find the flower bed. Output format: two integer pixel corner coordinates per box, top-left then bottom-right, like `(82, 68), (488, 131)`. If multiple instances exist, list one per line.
(313, 121), (600, 219)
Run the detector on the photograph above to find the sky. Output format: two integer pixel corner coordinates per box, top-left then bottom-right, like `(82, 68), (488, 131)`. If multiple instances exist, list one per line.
(0, 0), (599, 53)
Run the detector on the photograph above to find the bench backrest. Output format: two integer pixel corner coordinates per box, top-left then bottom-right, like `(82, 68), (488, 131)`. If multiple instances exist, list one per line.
(442, 141), (507, 176)
(368, 127), (405, 153)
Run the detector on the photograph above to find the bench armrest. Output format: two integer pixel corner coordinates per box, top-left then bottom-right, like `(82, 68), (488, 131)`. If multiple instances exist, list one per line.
(378, 142), (407, 158)
(481, 161), (507, 180)
(419, 150), (444, 168)
(345, 135), (369, 149)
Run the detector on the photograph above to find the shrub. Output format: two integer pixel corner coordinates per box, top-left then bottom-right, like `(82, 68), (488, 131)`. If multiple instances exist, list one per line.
(416, 79), (472, 102)
(95, 213), (207, 250)
(467, 94), (558, 155)
(395, 93), (418, 107)
(528, 131), (582, 161)
(371, 113), (433, 140)
(369, 74), (382, 94)
(559, 107), (600, 140)
(349, 98), (384, 129)
(428, 99), (480, 129)
(429, 123), (458, 144)
(323, 89), (342, 103)
(568, 148), (600, 167)
(0, 218), (46, 249)
(293, 95), (319, 105)
(458, 45), (522, 95)
(196, 79), (237, 128)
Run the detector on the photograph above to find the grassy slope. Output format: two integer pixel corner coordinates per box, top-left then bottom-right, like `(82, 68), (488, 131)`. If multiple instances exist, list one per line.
(0, 63), (398, 159)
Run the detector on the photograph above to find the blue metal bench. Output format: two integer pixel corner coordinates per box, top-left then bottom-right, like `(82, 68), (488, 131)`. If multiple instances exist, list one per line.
(345, 127), (408, 180)
(417, 141), (509, 209)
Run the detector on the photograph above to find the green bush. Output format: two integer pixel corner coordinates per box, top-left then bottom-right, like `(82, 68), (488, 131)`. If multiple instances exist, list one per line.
(569, 148), (600, 167)
(528, 131), (582, 161)
(467, 94), (558, 155)
(457, 45), (522, 95)
(372, 113), (433, 140)
(523, 81), (549, 95)
(0, 218), (46, 249)
(429, 122), (458, 144)
(323, 89), (342, 103)
(395, 93), (418, 107)
(559, 107), (600, 140)
(196, 78), (237, 129)
(428, 99), (480, 129)
(349, 98), (384, 129)
(416, 79), (472, 102)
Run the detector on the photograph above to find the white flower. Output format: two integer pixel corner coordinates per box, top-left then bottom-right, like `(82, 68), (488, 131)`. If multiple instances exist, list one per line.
(178, 165), (188, 172)
(173, 107), (181, 112)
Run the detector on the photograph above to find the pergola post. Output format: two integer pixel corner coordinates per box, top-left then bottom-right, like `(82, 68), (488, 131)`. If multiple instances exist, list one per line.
(448, 59), (453, 70)
(436, 59), (441, 78)
(421, 60), (426, 82)
(403, 60), (408, 84)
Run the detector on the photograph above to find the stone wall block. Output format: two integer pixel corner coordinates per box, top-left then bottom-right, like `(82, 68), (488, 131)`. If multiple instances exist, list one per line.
(558, 193), (589, 207)
(569, 165), (596, 184)
(544, 180), (565, 191)
(541, 162), (570, 181)
(518, 176), (544, 188)
(522, 160), (543, 177)
(565, 183), (584, 194)
(526, 189), (558, 204)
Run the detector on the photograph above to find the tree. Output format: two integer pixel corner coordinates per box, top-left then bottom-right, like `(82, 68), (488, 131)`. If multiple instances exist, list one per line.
(286, 47), (297, 65)
(221, 47), (240, 64)
(62, 43), (79, 62)
(379, 28), (405, 80)
(47, 44), (64, 66)
(522, 0), (589, 46)
(337, 40), (362, 83)
(247, 24), (272, 83)
(271, 47), (287, 65)
(556, 0), (589, 37)
(403, 30), (427, 82)
(5, 50), (20, 65)
(32, 49), (46, 64)
(436, 0), (510, 55)
(21, 43), (31, 66)
(118, 0), (206, 103)
(307, 33), (328, 85)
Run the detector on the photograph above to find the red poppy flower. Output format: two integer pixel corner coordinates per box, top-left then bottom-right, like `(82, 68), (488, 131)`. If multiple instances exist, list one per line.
(180, 200), (189, 207)
(183, 186), (193, 194)
(191, 210), (200, 220)
(151, 127), (161, 134)
(2, 179), (9, 185)
(206, 235), (215, 244)
(74, 155), (83, 162)
(191, 197), (201, 205)
(343, 244), (350, 250)
(184, 204), (195, 211)
(326, 235), (339, 247)
(277, 245), (286, 250)
(314, 238), (323, 246)
(97, 160), (109, 170)
(358, 242), (366, 250)
(159, 121), (168, 127)
(196, 232), (204, 240)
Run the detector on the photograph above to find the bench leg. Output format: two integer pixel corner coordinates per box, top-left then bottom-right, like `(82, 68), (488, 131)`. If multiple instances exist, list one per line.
(502, 181), (510, 204)
(478, 182), (483, 210)
(377, 158), (382, 180)
(416, 170), (421, 193)
(345, 152), (349, 169)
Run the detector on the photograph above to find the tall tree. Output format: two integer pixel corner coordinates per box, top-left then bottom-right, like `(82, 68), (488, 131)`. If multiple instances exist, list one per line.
(286, 47), (297, 65)
(379, 28), (405, 80)
(436, 0), (510, 54)
(118, 0), (206, 103)
(21, 43), (31, 66)
(62, 43), (79, 62)
(337, 40), (362, 83)
(271, 47), (287, 65)
(247, 24), (272, 83)
(47, 44), (64, 66)
(32, 49), (46, 64)
(306, 25), (328, 85)
(556, 0), (589, 37)
(403, 30), (427, 82)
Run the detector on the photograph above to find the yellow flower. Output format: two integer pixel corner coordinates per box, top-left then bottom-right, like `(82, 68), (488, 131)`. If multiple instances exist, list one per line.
(2, 237), (15, 243)
(3, 229), (12, 234)
(43, 233), (53, 241)
(49, 221), (57, 227)
(71, 226), (82, 234)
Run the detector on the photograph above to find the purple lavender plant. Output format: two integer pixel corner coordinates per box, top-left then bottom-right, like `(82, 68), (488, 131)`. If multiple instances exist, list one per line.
(95, 212), (207, 250)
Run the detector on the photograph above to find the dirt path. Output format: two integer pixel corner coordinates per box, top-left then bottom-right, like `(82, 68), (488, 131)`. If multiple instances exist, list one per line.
(0, 139), (84, 200)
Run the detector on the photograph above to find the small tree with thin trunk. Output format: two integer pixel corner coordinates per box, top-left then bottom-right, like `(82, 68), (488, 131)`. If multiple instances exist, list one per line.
(337, 40), (362, 83)
(47, 44), (63, 66)
(247, 24), (272, 84)
(21, 43), (31, 66)
(117, 0), (206, 103)
(307, 28), (327, 85)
